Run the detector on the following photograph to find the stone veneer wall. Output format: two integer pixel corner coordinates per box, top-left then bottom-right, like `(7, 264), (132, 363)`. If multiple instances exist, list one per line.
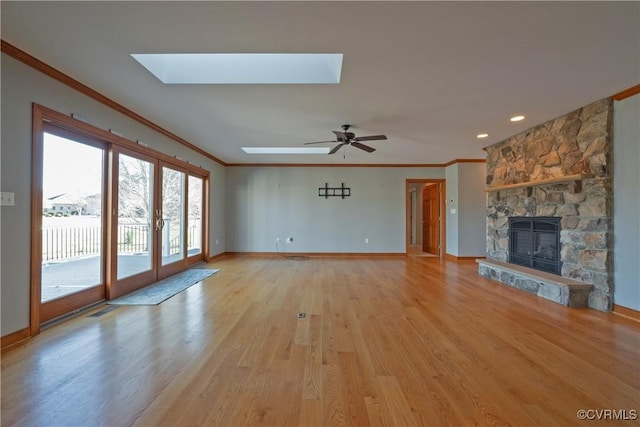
(483, 98), (613, 311)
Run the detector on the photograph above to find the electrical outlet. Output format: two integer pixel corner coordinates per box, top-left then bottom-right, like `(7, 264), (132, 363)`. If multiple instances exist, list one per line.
(215, 239), (219, 245)
(365, 238), (369, 244)
(276, 237), (281, 243)
(286, 237), (293, 243)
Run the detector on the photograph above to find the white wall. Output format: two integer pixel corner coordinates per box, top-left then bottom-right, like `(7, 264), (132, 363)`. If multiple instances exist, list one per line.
(416, 183), (427, 246)
(445, 163), (486, 257)
(408, 183), (423, 245)
(225, 167), (444, 253)
(457, 163), (488, 257)
(613, 94), (640, 310)
(445, 164), (460, 256)
(0, 54), (226, 335)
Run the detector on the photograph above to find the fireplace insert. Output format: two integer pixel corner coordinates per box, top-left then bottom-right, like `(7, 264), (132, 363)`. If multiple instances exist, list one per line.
(508, 217), (561, 275)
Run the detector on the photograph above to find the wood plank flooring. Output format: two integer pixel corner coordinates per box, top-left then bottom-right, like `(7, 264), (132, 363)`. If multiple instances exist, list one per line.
(1, 256), (639, 426)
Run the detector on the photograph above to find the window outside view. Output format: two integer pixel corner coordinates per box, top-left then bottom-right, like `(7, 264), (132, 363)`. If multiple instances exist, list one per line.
(41, 133), (104, 302)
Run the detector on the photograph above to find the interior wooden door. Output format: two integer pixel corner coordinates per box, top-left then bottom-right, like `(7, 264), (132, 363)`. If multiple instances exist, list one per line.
(422, 184), (440, 255)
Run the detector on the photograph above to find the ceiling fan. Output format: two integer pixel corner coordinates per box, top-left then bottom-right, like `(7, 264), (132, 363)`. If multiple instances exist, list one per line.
(304, 124), (387, 155)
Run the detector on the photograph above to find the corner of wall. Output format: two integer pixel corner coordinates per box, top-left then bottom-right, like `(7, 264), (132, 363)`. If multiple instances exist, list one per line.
(445, 164), (459, 256)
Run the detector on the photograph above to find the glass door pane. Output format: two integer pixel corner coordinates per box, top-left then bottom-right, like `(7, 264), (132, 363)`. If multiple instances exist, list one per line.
(187, 175), (203, 257)
(41, 132), (104, 302)
(117, 154), (154, 279)
(161, 166), (186, 266)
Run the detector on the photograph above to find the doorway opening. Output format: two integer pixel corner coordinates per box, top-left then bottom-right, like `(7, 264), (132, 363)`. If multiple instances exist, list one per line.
(406, 179), (446, 257)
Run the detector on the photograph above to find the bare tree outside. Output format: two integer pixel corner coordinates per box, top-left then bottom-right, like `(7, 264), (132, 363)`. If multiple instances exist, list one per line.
(162, 167), (185, 263)
(118, 155), (153, 224)
(117, 154), (154, 279)
(188, 175), (203, 254)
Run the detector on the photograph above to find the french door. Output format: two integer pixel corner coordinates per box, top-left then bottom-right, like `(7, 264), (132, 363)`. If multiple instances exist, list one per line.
(109, 151), (206, 298)
(110, 148), (157, 297)
(158, 162), (188, 279)
(33, 104), (208, 330)
(158, 164), (206, 277)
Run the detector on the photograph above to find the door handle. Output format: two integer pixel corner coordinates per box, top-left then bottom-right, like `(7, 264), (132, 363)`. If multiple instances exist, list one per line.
(155, 209), (164, 230)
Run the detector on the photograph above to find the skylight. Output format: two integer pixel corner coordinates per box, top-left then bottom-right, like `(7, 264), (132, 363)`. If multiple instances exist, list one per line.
(131, 53), (343, 84)
(241, 147), (331, 154)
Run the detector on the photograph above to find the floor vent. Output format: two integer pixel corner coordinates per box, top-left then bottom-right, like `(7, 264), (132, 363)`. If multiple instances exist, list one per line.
(88, 306), (120, 318)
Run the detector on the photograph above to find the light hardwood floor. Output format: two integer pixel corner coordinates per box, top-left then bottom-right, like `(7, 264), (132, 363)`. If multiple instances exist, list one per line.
(2, 256), (639, 426)
(407, 245), (437, 258)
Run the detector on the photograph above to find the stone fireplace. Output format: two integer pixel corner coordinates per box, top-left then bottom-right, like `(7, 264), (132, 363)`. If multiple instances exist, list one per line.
(478, 98), (613, 311)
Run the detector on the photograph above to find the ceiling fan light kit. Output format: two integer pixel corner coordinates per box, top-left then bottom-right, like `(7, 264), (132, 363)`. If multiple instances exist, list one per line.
(305, 124), (387, 155)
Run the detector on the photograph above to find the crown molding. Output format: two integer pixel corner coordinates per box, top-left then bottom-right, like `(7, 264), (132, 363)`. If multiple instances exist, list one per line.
(612, 83), (640, 101)
(1, 39), (227, 166)
(225, 163), (448, 168)
(442, 158), (487, 167)
(226, 159), (486, 168)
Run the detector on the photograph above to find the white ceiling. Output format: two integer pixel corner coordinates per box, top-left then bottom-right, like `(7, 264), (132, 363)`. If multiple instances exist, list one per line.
(2, 1), (638, 165)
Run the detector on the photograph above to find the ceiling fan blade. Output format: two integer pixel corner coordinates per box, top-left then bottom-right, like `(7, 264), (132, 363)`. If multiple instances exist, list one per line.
(332, 131), (348, 141)
(328, 143), (345, 155)
(353, 134), (387, 142)
(351, 142), (376, 153)
(304, 140), (338, 145)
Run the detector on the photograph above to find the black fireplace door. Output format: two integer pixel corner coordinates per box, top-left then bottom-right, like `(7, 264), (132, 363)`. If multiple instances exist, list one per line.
(509, 217), (561, 275)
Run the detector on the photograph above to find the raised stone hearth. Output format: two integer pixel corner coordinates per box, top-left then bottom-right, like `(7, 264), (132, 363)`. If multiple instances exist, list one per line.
(480, 98), (613, 311)
(477, 259), (593, 308)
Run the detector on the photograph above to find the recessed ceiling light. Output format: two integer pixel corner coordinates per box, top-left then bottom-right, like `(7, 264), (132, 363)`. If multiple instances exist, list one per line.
(476, 133), (489, 139)
(241, 147), (331, 154)
(510, 115), (525, 122)
(131, 53), (343, 84)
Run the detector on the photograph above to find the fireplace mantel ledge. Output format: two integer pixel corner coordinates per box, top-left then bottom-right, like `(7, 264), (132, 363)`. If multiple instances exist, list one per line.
(477, 259), (593, 308)
(476, 259), (593, 289)
(485, 174), (591, 192)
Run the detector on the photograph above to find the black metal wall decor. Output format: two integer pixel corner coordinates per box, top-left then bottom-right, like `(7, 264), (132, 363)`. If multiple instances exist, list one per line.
(319, 182), (351, 199)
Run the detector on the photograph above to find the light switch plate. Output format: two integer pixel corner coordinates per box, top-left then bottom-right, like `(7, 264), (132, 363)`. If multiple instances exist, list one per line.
(1, 192), (15, 206)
